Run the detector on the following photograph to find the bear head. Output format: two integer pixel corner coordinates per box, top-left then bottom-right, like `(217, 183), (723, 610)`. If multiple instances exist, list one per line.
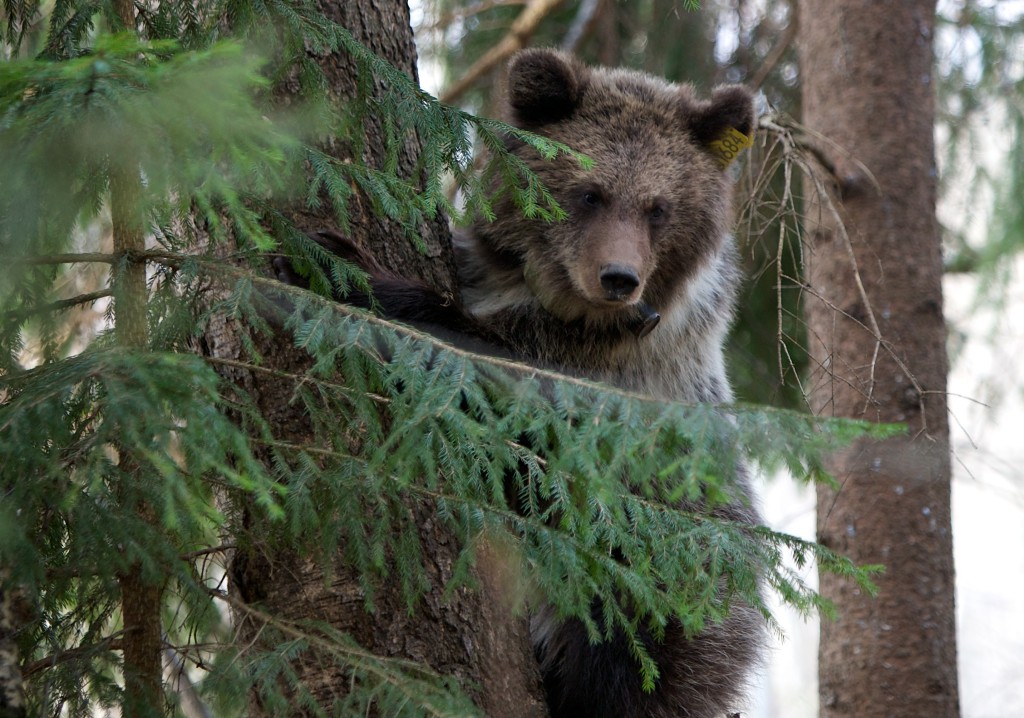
(474, 48), (754, 334)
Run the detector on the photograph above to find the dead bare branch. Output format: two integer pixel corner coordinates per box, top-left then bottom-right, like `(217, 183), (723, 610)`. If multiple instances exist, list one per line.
(742, 113), (933, 433)
(749, 17), (798, 91)
(425, 0), (527, 33)
(440, 0), (566, 105)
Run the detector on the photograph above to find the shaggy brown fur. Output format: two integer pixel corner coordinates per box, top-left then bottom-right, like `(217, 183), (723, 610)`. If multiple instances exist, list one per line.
(284, 48), (763, 718)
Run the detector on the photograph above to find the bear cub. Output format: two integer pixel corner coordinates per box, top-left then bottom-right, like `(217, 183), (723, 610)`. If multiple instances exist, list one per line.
(295, 49), (763, 718)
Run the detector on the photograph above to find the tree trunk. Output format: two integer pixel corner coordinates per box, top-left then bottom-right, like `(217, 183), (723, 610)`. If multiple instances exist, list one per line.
(111, 127), (165, 718)
(798, 2), (960, 717)
(208, 1), (547, 715)
(0, 575), (26, 718)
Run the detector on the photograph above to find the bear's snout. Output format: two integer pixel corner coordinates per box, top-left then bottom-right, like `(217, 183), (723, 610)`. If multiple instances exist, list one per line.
(571, 219), (650, 306)
(599, 264), (641, 300)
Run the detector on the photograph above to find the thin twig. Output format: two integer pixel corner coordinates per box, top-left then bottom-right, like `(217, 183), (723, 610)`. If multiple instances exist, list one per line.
(747, 114), (934, 433)
(749, 18), (798, 91)
(179, 544), (237, 562)
(440, 0), (566, 105)
(163, 643), (213, 718)
(426, 0), (526, 31)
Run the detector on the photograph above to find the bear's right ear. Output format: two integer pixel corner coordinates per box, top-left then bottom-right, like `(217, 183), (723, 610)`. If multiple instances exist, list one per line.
(507, 49), (585, 126)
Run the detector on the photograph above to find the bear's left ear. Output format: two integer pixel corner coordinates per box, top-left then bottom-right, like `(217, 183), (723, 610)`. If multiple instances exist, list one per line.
(507, 48), (587, 126)
(688, 85), (756, 148)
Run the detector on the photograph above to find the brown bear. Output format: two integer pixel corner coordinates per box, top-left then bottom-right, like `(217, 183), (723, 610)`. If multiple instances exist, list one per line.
(290, 48), (763, 718)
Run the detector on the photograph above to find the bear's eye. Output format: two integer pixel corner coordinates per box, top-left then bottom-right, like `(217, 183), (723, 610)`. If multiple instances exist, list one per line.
(582, 191), (603, 208)
(649, 203), (670, 224)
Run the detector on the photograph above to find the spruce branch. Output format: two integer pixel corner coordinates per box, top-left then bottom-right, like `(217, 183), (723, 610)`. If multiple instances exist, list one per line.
(2, 289), (113, 322)
(23, 636), (127, 679)
(5, 253), (118, 266)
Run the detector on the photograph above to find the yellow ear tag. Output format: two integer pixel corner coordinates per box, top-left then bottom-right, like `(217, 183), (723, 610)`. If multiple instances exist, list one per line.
(709, 127), (754, 168)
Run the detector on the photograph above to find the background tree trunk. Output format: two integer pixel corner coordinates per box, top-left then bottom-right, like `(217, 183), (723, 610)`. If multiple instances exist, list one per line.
(798, 2), (961, 716)
(206, 1), (547, 714)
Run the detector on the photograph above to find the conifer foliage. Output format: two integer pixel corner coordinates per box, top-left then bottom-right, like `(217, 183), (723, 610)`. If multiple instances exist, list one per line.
(2, 1), (888, 715)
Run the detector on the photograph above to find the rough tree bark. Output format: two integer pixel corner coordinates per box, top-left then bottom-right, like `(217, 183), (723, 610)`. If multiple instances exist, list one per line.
(798, 2), (961, 717)
(0, 576), (26, 718)
(205, 1), (547, 715)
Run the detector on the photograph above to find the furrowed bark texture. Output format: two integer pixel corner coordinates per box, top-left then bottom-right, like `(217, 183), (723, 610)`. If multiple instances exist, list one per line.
(0, 576), (26, 718)
(210, 1), (547, 715)
(798, 2), (961, 717)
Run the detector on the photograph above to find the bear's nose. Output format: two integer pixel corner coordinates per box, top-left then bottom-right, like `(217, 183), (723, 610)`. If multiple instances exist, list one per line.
(600, 265), (640, 300)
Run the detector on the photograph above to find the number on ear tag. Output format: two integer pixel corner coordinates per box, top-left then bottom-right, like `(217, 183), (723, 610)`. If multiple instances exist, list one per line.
(709, 127), (754, 168)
